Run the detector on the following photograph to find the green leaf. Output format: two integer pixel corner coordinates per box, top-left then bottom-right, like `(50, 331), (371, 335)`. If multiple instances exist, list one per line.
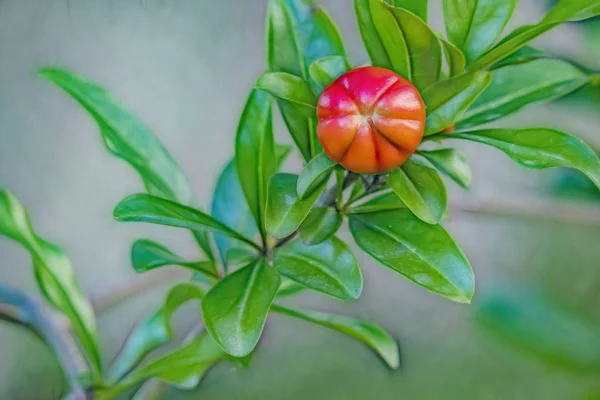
(39, 67), (214, 262)
(335, 169), (346, 205)
(131, 239), (217, 277)
(266, 173), (328, 239)
(542, 0), (600, 23)
(388, 0), (428, 21)
(443, 0), (517, 65)
(491, 46), (546, 69)
(272, 304), (399, 368)
(423, 71), (492, 135)
(308, 56), (351, 92)
(255, 72), (317, 116)
(349, 209), (474, 303)
(387, 159), (447, 224)
(0, 189), (101, 377)
(274, 237), (362, 300)
(347, 179), (367, 204)
(114, 194), (261, 251)
(476, 291), (600, 371)
(235, 90), (277, 243)
(297, 152), (336, 200)
(299, 207), (343, 245)
(441, 129), (600, 188)
(202, 259), (280, 357)
(459, 59), (590, 129)
(345, 191), (406, 214)
(277, 278), (307, 297)
(354, 0), (393, 69)
(374, 2), (442, 89)
(418, 149), (472, 189)
(440, 38), (466, 77)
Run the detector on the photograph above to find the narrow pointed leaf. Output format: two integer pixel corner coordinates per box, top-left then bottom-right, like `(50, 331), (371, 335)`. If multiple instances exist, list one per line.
(349, 209), (474, 303)
(202, 259), (280, 357)
(491, 46), (546, 69)
(440, 38), (466, 77)
(274, 237), (362, 300)
(459, 59), (590, 129)
(389, 0), (428, 21)
(272, 304), (399, 368)
(354, 0), (393, 69)
(543, 0), (600, 23)
(0, 189), (101, 377)
(255, 72), (317, 116)
(39, 67), (213, 261)
(346, 191), (405, 214)
(297, 152), (336, 200)
(299, 207), (343, 245)
(114, 194), (260, 251)
(368, 0), (410, 76)
(266, 173), (328, 239)
(418, 149), (472, 189)
(387, 160), (447, 224)
(442, 129), (600, 188)
(131, 240), (217, 277)
(309, 56), (351, 92)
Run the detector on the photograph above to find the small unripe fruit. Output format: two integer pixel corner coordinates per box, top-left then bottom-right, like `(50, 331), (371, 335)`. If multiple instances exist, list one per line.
(316, 66), (426, 174)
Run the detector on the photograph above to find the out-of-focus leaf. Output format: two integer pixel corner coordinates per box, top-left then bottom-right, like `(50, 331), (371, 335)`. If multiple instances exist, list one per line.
(440, 38), (466, 77)
(274, 237), (362, 300)
(542, 0), (600, 23)
(443, 0), (517, 65)
(347, 179), (367, 205)
(309, 56), (351, 92)
(423, 71), (492, 135)
(345, 191), (405, 214)
(442, 129), (600, 189)
(388, 0), (427, 21)
(266, 173), (327, 239)
(277, 278), (307, 297)
(387, 160), (447, 224)
(418, 149), (472, 189)
(39, 67), (214, 261)
(235, 90), (277, 242)
(476, 291), (600, 371)
(272, 304), (399, 368)
(491, 46), (547, 69)
(349, 209), (474, 303)
(297, 152), (336, 200)
(130, 239), (217, 277)
(0, 189), (101, 378)
(114, 194), (261, 251)
(202, 259), (280, 357)
(299, 207), (343, 245)
(255, 72), (317, 116)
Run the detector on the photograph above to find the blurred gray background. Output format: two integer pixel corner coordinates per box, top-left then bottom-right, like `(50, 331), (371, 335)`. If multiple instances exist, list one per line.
(1, 1), (600, 399)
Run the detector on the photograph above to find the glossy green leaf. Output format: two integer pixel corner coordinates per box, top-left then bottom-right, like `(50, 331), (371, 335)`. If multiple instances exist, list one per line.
(202, 259), (280, 357)
(388, 0), (428, 21)
(297, 152), (336, 200)
(375, 2), (442, 89)
(277, 278), (307, 297)
(0, 189), (101, 377)
(274, 237), (361, 300)
(39, 67), (213, 262)
(272, 304), (399, 368)
(423, 71), (491, 135)
(309, 56), (351, 92)
(387, 160), (447, 224)
(354, 0), (393, 69)
(266, 173), (328, 239)
(335, 169), (346, 206)
(349, 209), (474, 303)
(299, 207), (343, 245)
(443, 0), (517, 65)
(442, 129), (600, 188)
(131, 239), (217, 277)
(347, 179), (367, 204)
(235, 90), (277, 242)
(459, 59), (590, 129)
(345, 190), (405, 214)
(477, 291), (600, 371)
(162, 283), (205, 335)
(114, 194), (260, 251)
(256, 72), (317, 116)
(491, 46), (546, 69)
(418, 149), (472, 189)
(440, 38), (466, 77)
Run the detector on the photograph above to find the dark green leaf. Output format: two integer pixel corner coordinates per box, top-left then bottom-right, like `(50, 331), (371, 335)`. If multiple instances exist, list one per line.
(388, 0), (428, 21)
(491, 46), (546, 69)
(440, 38), (466, 77)
(299, 207), (343, 245)
(349, 209), (474, 303)
(297, 152), (336, 200)
(114, 194), (261, 251)
(345, 191), (405, 214)
(354, 0), (393, 69)
(423, 71), (492, 135)
(266, 173), (327, 239)
(418, 149), (472, 189)
(0, 189), (101, 377)
(367, 0), (410, 77)
(274, 237), (362, 300)
(235, 90), (277, 242)
(131, 239), (217, 277)
(459, 59), (589, 129)
(309, 56), (351, 92)
(477, 291), (600, 371)
(39, 67), (213, 261)
(255, 72), (317, 116)
(335, 169), (346, 205)
(387, 160), (447, 224)
(443, 0), (517, 65)
(202, 259), (280, 357)
(272, 304), (399, 368)
(443, 128), (600, 188)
